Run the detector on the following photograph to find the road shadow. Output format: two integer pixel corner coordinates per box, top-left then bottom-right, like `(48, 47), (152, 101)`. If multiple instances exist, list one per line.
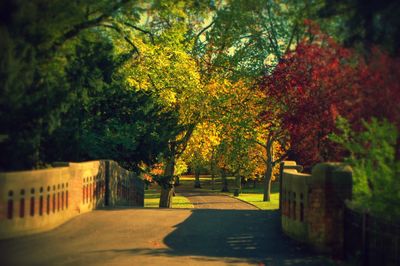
(160, 209), (333, 265)
(0, 207), (336, 265)
(88, 209), (335, 265)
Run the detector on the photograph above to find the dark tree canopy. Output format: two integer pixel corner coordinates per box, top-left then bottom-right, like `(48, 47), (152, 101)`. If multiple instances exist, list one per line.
(319, 0), (400, 55)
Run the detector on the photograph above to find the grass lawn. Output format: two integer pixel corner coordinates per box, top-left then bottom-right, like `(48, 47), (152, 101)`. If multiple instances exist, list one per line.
(144, 186), (194, 208)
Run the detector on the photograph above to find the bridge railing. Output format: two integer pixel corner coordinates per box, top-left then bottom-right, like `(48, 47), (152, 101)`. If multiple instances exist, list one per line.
(0, 160), (144, 239)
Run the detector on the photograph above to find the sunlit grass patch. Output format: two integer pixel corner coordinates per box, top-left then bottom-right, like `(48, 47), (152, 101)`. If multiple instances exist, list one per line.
(144, 197), (160, 208)
(171, 195), (194, 208)
(236, 192), (279, 210)
(180, 175), (212, 181)
(226, 182), (280, 210)
(144, 187), (160, 208)
(180, 175), (236, 181)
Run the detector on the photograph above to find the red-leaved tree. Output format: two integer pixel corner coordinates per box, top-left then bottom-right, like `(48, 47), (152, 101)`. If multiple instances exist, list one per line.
(261, 24), (400, 169)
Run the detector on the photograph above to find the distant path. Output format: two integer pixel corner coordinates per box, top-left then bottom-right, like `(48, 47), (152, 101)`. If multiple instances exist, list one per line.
(175, 177), (258, 210)
(178, 190), (258, 210)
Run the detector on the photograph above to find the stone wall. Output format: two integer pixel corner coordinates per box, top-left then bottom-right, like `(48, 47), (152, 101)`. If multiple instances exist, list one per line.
(0, 160), (144, 239)
(280, 161), (352, 255)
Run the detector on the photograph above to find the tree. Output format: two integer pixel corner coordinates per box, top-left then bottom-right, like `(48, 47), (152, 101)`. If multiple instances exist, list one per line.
(121, 20), (206, 207)
(182, 122), (221, 188)
(260, 25), (359, 169)
(137, 0), (324, 204)
(255, 119), (289, 201)
(195, 1), (329, 200)
(261, 22), (400, 169)
(39, 34), (178, 172)
(210, 80), (265, 196)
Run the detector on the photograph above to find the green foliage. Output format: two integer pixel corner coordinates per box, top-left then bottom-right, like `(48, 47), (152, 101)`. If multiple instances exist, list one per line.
(330, 116), (400, 219)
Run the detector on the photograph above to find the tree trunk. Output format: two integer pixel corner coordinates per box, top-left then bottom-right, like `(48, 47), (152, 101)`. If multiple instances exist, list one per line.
(211, 169), (215, 190)
(159, 156), (175, 208)
(194, 166), (201, 188)
(210, 154), (215, 190)
(160, 186), (174, 208)
(221, 168), (229, 192)
(263, 135), (274, 202)
(263, 163), (273, 201)
(234, 172), (241, 196)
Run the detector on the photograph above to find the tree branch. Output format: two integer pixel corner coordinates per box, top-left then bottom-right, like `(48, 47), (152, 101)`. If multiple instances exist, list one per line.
(285, 23), (298, 55)
(272, 151), (289, 166)
(50, 0), (132, 53)
(193, 20), (215, 53)
(266, 2), (281, 58)
(254, 153), (267, 164)
(255, 139), (267, 149)
(175, 122), (198, 158)
(123, 21), (155, 44)
(100, 23), (139, 55)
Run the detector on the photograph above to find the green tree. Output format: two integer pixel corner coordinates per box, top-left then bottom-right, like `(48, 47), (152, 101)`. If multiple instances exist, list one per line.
(42, 36), (179, 171)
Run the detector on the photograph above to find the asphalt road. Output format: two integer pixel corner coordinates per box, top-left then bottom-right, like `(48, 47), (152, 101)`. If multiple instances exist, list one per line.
(0, 191), (336, 265)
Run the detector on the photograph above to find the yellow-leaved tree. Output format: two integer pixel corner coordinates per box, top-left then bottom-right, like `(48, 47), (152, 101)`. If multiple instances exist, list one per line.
(120, 20), (210, 207)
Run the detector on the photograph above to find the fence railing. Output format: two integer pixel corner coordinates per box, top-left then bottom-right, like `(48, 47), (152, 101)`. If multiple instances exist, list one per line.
(344, 205), (400, 266)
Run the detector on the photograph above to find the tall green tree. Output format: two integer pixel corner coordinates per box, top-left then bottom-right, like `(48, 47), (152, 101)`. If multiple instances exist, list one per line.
(0, 0), (145, 170)
(43, 38), (179, 170)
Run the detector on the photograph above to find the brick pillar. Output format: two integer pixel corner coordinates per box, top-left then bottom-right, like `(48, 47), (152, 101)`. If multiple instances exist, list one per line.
(307, 163), (352, 255)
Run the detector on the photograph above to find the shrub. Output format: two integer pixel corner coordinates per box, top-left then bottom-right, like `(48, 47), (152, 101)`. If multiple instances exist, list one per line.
(330, 116), (400, 219)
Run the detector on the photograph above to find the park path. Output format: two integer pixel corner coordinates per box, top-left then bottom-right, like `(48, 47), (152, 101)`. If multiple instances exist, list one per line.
(0, 187), (336, 266)
(178, 190), (258, 210)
